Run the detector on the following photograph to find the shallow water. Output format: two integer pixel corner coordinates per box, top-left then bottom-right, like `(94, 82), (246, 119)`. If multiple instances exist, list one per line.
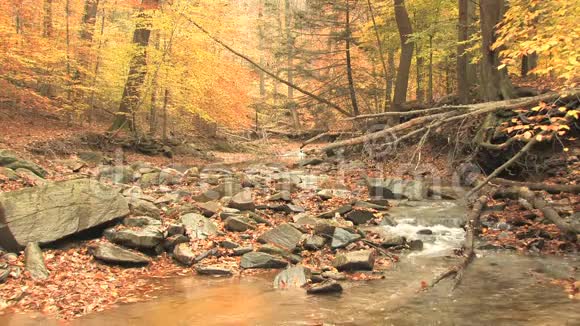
(2, 253), (577, 326)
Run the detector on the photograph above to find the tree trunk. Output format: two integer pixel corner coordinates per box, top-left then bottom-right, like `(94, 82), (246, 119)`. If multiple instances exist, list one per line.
(285, 0), (301, 129)
(258, 0), (266, 97)
(479, 0), (516, 101)
(81, 0), (99, 41)
(43, 0), (53, 38)
(162, 88), (169, 141)
(457, 0), (470, 104)
(366, 0), (390, 112)
(416, 45), (424, 102)
(386, 48), (395, 109)
(345, 0), (360, 116)
(393, 0), (414, 111)
(521, 54), (538, 77)
(110, 0), (160, 132)
(428, 35), (434, 103)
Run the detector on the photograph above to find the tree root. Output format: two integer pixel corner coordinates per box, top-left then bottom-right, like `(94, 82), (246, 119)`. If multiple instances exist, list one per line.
(428, 196), (487, 291)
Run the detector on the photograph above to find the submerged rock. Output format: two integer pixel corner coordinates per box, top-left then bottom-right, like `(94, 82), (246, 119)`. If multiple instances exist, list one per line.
(0, 179), (129, 251)
(240, 252), (288, 269)
(24, 243), (49, 280)
(306, 279), (343, 295)
(196, 266), (233, 276)
(332, 250), (375, 271)
(274, 265), (311, 289)
(92, 243), (151, 266)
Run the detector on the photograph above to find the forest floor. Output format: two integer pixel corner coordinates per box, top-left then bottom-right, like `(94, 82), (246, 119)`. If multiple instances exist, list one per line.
(0, 105), (578, 321)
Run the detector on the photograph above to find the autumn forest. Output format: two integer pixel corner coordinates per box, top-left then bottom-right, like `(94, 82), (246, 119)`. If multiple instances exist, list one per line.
(0, 0), (578, 324)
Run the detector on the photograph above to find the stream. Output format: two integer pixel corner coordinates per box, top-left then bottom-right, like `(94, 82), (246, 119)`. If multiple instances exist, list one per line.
(1, 157), (578, 325)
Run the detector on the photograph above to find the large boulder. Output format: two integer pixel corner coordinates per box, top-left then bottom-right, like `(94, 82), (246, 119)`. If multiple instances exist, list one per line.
(92, 243), (151, 266)
(367, 178), (427, 201)
(273, 265), (311, 289)
(240, 252), (288, 269)
(24, 242), (49, 280)
(0, 179), (129, 251)
(0, 149), (47, 177)
(332, 250), (375, 271)
(180, 213), (218, 239)
(104, 227), (163, 250)
(258, 224), (303, 252)
(0, 167), (19, 181)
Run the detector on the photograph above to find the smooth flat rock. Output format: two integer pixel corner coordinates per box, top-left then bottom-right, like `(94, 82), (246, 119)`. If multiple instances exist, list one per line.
(196, 266), (233, 276)
(92, 243), (151, 265)
(0, 179), (129, 251)
(331, 228), (361, 249)
(228, 190), (255, 211)
(240, 252), (288, 269)
(345, 209), (375, 225)
(104, 227), (163, 249)
(225, 216), (256, 232)
(258, 224), (303, 251)
(128, 198), (161, 219)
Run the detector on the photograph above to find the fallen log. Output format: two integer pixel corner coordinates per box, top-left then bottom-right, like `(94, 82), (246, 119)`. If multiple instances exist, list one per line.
(429, 196), (487, 290)
(493, 178), (580, 194)
(317, 91), (575, 154)
(494, 187), (579, 236)
(342, 105), (469, 121)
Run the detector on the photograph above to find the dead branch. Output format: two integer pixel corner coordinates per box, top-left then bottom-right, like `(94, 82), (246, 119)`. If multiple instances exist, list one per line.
(492, 178), (580, 194)
(466, 132), (545, 198)
(429, 196), (487, 290)
(317, 91), (575, 154)
(342, 105), (469, 121)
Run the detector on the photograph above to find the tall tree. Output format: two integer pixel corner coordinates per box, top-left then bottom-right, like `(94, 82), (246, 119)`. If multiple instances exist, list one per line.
(110, 0), (161, 132)
(479, 0), (515, 101)
(285, 0), (301, 129)
(345, 0), (360, 116)
(43, 0), (53, 38)
(457, 0), (476, 104)
(392, 0), (413, 111)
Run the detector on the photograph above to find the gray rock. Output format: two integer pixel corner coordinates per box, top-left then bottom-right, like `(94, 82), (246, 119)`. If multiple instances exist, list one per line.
(173, 243), (196, 266)
(219, 208), (242, 220)
(333, 250), (375, 271)
(196, 266), (233, 276)
(123, 216), (161, 227)
(0, 149), (46, 177)
(194, 181), (242, 202)
(317, 189), (352, 200)
(198, 201), (222, 217)
(299, 158), (324, 167)
(331, 228), (361, 249)
(105, 227), (164, 250)
(166, 224), (186, 237)
(232, 246), (253, 256)
(304, 234), (326, 251)
(353, 200), (388, 210)
(273, 265), (311, 289)
(367, 178), (427, 201)
(258, 224), (303, 251)
(128, 198), (161, 219)
(92, 243), (151, 265)
(258, 245), (302, 264)
(0, 179), (129, 251)
(24, 243), (49, 280)
(163, 234), (190, 252)
(381, 236), (405, 248)
(159, 168), (183, 185)
(306, 279), (342, 294)
(15, 168), (47, 185)
(240, 252), (288, 269)
(225, 216), (256, 232)
(268, 191), (292, 202)
(228, 190), (255, 211)
(98, 166), (134, 184)
(408, 240), (424, 251)
(154, 193), (179, 205)
(270, 204), (305, 214)
(417, 229), (433, 235)
(0, 167), (19, 181)
(321, 271), (347, 280)
(180, 213), (219, 239)
(345, 209), (375, 225)
(317, 205), (353, 219)
(0, 268), (9, 283)
(220, 240), (240, 249)
(140, 172), (160, 187)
